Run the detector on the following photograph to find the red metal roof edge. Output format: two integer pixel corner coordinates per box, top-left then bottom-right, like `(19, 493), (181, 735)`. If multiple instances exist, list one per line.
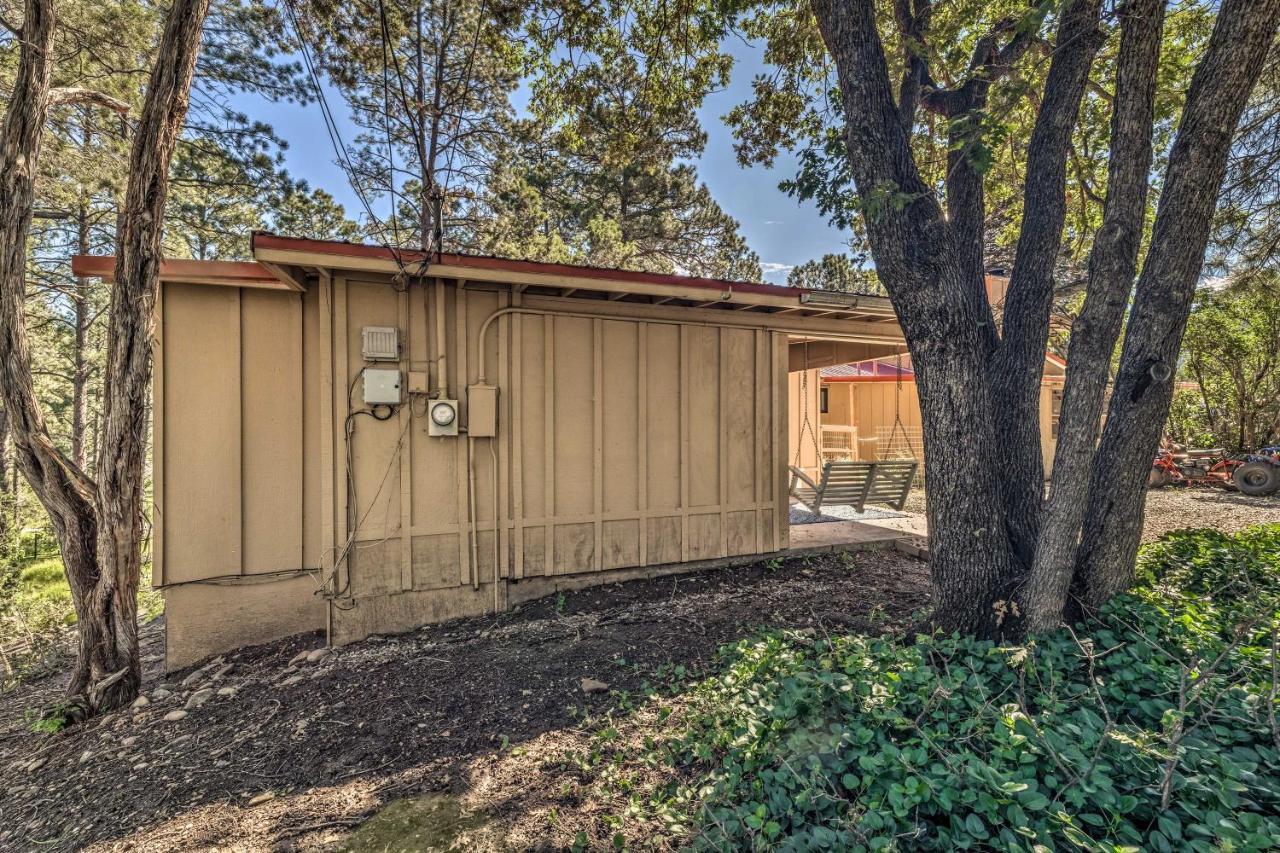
(251, 232), (816, 299)
(71, 254), (278, 282)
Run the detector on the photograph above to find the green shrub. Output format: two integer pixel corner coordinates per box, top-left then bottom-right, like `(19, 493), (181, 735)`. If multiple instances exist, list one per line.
(621, 526), (1280, 851)
(1, 555), (163, 689)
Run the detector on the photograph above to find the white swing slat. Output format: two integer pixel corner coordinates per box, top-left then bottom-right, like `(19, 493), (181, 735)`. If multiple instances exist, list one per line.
(789, 459), (918, 514)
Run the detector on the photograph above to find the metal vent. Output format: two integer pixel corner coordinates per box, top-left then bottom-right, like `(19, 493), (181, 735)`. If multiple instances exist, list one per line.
(362, 326), (399, 361)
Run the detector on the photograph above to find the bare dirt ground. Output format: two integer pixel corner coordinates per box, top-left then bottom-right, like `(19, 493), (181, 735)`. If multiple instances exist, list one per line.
(1, 488), (1275, 852)
(0, 546), (931, 852)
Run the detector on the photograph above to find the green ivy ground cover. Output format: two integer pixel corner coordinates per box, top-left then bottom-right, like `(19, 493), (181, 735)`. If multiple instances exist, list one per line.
(604, 526), (1280, 851)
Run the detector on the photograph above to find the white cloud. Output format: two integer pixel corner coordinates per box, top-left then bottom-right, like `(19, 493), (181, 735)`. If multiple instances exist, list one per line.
(760, 262), (794, 283)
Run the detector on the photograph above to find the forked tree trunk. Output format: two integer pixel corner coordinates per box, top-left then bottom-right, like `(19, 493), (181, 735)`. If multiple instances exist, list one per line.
(88, 0), (210, 713)
(1075, 0), (1280, 607)
(0, 0), (105, 704)
(1021, 0), (1166, 631)
(0, 0), (210, 715)
(812, 0), (1020, 634)
(814, 0), (1103, 634)
(988, 0), (1103, 569)
(810, 0), (1280, 636)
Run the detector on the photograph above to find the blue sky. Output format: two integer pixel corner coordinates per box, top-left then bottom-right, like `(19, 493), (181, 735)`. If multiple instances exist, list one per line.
(246, 39), (848, 283)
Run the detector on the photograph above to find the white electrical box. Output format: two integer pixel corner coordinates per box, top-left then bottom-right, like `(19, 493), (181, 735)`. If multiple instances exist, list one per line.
(363, 368), (402, 405)
(428, 399), (459, 436)
(362, 326), (399, 361)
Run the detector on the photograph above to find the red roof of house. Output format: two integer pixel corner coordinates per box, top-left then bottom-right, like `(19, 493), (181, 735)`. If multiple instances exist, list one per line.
(821, 360), (913, 382)
(251, 233), (810, 299)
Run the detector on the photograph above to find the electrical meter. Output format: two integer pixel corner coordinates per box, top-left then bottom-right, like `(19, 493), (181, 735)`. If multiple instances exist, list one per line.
(428, 399), (459, 436)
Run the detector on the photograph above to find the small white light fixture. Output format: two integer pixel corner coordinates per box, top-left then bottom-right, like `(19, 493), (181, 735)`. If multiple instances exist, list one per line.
(428, 399), (459, 436)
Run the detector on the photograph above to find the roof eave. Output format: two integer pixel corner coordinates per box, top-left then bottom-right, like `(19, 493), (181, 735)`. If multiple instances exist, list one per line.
(71, 255), (301, 292)
(250, 235), (898, 321)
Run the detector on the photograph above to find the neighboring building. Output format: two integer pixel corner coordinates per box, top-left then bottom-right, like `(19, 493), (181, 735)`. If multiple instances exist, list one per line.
(75, 235), (908, 668)
(788, 352), (1067, 474)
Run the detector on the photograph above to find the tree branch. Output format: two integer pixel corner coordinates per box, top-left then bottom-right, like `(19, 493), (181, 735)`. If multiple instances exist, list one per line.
(988, 0), (1105, 565)
(1023, 0), (1167, 632)
(47, 88), (130, 115)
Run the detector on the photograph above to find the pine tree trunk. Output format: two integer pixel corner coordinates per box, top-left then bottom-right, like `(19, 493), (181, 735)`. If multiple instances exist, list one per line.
(0, 406), (9, 562)
(1076, 0), (1280, 607)
(0, 0), (115, 713)
(91, 0), (211, 712)
(72, 204), (90, 470)
(1021, 0), (1165, 632)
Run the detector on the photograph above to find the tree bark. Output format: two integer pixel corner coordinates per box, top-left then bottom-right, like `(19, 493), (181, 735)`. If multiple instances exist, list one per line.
(988, 0), (1103, 568)
(90, 0), (211, 713)
(0, 405), (9, 563)
(1021, 0), (1166, 632)
(812, 0), (1019, 635)
(73, 201), (90, 470)
(0, 0), (104, 707)
(1076, 0), (1280, 607)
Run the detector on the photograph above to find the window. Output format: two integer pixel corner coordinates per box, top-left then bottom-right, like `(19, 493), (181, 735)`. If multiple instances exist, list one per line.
(820, 387), (829, 414)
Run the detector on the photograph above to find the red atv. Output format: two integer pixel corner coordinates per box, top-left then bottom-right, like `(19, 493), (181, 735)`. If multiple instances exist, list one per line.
(1148, 444), (1280, 496)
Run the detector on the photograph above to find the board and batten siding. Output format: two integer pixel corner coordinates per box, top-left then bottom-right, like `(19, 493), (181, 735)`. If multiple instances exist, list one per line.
(155, 282), (324, 666)
(156, 275), (790, 665)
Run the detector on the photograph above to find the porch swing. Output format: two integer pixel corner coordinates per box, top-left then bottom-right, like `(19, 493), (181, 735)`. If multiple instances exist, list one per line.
(788, 351), (918, 515)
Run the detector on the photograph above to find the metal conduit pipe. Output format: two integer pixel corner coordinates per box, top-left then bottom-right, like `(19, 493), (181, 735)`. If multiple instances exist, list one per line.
(435, 278), (449, 397)
(473, 305), (904, 385)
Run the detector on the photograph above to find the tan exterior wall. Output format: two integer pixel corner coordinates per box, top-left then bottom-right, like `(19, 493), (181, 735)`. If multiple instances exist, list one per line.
(156, 275), (807, 666)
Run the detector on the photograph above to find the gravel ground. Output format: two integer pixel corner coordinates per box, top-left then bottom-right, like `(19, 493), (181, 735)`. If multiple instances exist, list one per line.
(900, 485), (1279, 541)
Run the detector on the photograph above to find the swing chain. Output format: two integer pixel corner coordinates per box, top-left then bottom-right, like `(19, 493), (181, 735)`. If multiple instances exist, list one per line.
(793, 342), (823, 468)
(887, 352), (918, 459)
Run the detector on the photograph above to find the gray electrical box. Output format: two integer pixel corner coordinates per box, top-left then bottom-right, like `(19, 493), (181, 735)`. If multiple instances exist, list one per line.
(363, 368), (402, 405)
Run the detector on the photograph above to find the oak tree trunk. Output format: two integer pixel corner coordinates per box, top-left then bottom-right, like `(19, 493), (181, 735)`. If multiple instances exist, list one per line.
(1021, 0), (1166, 631)
(1075, 0), (1280, 607)
(810, 0), (1280, 636)
(987, 0), (1103, 568)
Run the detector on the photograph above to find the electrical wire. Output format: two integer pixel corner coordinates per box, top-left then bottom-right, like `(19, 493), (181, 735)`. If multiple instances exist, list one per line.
(280, 0), (416, 280)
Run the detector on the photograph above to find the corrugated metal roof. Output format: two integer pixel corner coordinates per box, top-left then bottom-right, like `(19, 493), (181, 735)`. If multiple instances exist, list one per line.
(821, 359), (913, 381)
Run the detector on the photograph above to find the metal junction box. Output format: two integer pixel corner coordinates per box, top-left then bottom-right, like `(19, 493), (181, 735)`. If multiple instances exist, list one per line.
(363, 368), (403, 406)
(467, 384), (498, 437)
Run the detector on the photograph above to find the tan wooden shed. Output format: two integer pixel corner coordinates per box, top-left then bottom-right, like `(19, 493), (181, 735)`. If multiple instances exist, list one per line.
(75, 236), (908, 668)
